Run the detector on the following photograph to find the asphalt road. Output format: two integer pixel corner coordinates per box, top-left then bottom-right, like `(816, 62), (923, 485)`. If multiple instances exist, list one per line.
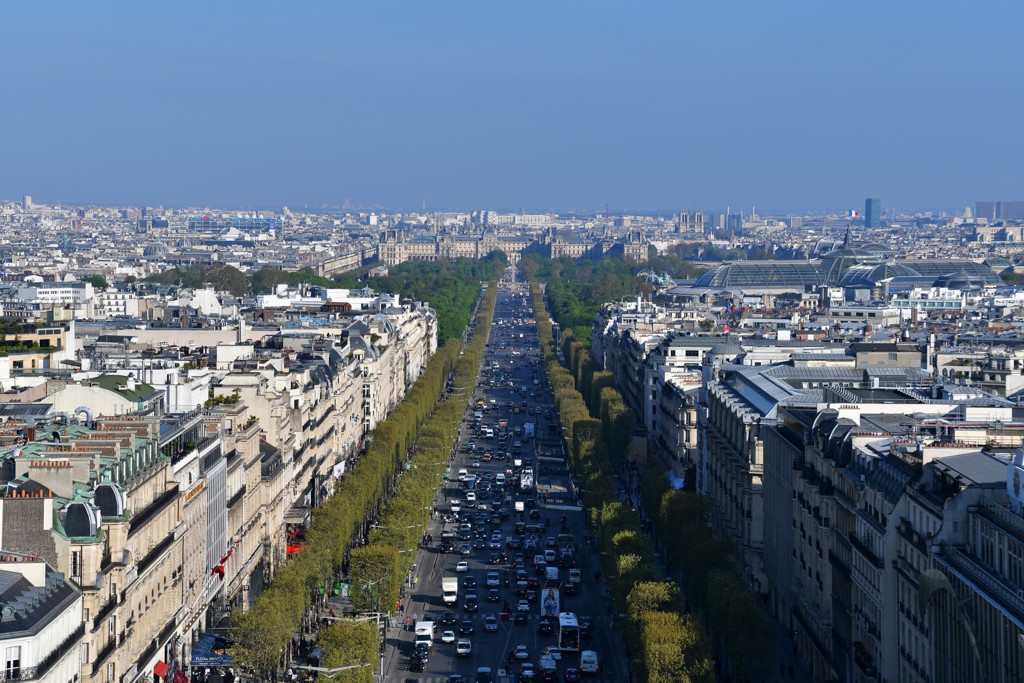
(382, 270), (628, 683)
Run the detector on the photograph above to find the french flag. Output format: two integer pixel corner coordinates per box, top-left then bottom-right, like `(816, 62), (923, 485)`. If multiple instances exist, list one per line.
(848, 210), (860, 218)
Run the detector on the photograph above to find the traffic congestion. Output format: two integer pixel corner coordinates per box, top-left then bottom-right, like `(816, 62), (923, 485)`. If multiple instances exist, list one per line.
(387, 265), (625, 683)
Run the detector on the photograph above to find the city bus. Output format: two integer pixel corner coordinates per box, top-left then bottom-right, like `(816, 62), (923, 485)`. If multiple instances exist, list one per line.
(558, 612), (580, 651)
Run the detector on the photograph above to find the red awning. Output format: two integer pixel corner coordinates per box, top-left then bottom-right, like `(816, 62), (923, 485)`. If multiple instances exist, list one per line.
(154, 661), (171, 678)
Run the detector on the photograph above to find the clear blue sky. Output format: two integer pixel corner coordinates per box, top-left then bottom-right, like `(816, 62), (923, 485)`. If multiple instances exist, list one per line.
(2, 1), (1021, 214)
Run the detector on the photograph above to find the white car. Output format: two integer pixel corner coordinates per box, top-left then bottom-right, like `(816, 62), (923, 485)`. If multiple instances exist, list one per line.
(456, 561), (470, 573)
(466, 492), (477, 503)
(456, 639), (473, 657)
(486, 571), (501, 587)
(441, 630), (456, 644)
(541, 646), (562, 661)
(516, 599), (530, 612)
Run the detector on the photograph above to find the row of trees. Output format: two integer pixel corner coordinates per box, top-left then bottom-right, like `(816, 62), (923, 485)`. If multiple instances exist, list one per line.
(530, 281), (713, 683)
(231, 281), (498, 681)
(639, 466), (774, 679)
(520, 256), (648, 345)
(340, 253), (507, 345)
(528, 264), (775, 680)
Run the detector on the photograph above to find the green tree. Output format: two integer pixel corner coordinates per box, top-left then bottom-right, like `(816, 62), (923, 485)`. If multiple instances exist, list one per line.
(318, 619), (377, 683)
(82, 274), (109, 289)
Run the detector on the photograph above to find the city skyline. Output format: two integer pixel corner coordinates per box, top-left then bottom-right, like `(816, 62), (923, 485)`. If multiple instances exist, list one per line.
(2, 2), (1022, 212)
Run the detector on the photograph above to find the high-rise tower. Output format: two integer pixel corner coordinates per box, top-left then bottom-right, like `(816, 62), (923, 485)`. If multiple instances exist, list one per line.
(864, 198), (881, 229)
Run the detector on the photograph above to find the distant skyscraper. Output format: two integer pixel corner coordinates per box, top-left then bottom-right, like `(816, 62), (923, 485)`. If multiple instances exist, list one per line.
(22, 195), (31, 210)
(977, 201), (1024, 221)
(864, 198), (881, 229)
(976, 201), (996, 221)
(997, 201), (1024, 221)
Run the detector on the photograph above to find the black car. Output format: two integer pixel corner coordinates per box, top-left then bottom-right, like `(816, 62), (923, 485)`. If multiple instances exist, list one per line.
(562, 582), (577, 596)
(460, 619), (475, 634)
(464, 576), (478, 589)
(578, 616), (593, 638)
(487, 588), (501, 602)
(441, 611), (458, 625)
(514, 610), (529, 625)
(529, 509), (542, 520)
(536, 619), (553, 635)
(464, 596), (479, 613)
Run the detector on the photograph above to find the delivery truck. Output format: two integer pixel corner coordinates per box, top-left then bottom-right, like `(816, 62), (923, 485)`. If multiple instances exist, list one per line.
(442, 577), (459, 605)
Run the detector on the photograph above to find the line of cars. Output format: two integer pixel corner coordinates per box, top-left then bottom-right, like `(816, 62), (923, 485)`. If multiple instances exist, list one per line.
(406, 274), (604, 683)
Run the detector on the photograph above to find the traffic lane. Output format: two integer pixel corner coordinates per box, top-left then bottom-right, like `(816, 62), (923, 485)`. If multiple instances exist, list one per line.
(386, 305), (508, 682)
(401, 290), (620, 678)
(410, 528), (553, 676)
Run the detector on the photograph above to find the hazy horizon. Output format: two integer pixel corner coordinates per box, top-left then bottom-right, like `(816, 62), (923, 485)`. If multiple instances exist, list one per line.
(2, 1), (1021, 213)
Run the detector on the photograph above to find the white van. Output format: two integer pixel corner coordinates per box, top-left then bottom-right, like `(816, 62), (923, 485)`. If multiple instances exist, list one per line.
(495, 473), (506, 486)
(579, 650), (599, 674)
(458, 468), (469, 482)
(545, 566), (559, 582)
(415, 622), (433, 649)
(568, 568), (582, 584)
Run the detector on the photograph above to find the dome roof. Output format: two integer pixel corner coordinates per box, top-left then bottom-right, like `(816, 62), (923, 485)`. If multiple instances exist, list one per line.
(143, 242), (170, 258)
(933, 271), (989, 290)
(94, 483), (125, 517)
(63, 501), (98, 537)
(823, 247), (872, 258)
(708, 343), (744, 363)
(839, 262), (923, 287)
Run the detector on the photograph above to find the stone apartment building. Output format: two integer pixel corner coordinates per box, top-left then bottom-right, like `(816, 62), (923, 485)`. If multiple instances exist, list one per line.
(0, 297), (438, 683)
(756, 377), (1024, 683)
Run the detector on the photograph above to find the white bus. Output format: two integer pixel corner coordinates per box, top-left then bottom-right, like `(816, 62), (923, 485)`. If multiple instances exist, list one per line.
(557, 612), (580, 651)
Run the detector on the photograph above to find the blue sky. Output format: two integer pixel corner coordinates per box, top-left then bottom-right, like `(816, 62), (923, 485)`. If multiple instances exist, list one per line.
(1, 1), (1021, 213)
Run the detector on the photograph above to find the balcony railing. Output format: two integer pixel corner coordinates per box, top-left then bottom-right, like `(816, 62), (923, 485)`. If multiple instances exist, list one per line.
(977, 500), (1024, 540)
(92, 597), (117, 631)
(92, 637), (117, 675)
(939, 544), (1024, 620)
(128, 486), (180, 538)
(0, 624), (85, 681)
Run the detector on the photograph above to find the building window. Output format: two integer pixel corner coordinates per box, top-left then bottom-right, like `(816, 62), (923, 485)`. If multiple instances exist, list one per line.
(888, 353), (898, 361)
(5, 646), (20, 678)
(71, 549), (82, 581)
